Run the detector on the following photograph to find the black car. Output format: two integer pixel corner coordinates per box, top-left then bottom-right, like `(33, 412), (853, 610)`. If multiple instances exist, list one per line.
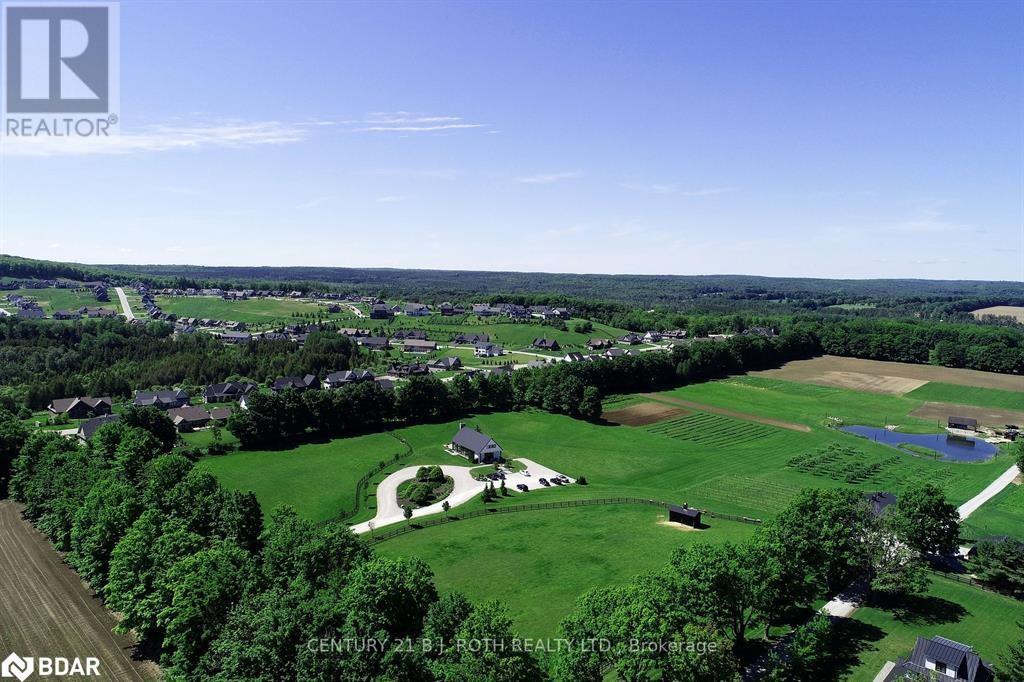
(551, 478), (563, 485)
(516, 483), (528, 492)
(538, 478), (550, 486)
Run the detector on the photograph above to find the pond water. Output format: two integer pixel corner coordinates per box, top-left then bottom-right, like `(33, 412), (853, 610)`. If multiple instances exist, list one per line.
(839, 425), (998, 462)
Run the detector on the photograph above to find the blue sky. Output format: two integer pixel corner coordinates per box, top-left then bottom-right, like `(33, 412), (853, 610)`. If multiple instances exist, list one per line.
(1, 0), (1022, 280)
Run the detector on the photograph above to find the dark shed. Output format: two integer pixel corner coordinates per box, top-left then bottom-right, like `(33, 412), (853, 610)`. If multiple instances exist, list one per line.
(668, 504), (701, 527)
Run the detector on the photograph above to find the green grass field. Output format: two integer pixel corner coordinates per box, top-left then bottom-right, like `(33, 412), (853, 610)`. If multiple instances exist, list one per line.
(376, 504), (758, 639)
(204, 373), (1021, 648)
(905, 382), (1024, 412)
(962, 482), (1024, 541)
(0, 287), (106, 314)
(155, 295), (334, 326)
(842, 576), (1022, 680)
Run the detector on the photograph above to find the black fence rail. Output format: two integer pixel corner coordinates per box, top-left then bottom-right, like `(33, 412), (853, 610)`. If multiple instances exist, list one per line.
(366, 497), (761, 543)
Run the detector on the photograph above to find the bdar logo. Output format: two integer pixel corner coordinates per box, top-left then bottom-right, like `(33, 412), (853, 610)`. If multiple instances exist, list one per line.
(1, 653), (33, 682)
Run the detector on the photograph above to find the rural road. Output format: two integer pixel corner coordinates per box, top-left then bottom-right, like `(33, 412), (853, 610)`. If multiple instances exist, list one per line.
(114, 287), (135, 321)
(345, 303), (366, 318)
(958, 463), (1021, 520)
(351, 457), (572, 534)
(0, 500), (152, 680)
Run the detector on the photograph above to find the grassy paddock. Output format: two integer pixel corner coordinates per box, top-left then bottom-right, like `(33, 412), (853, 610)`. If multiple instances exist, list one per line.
(0, 287), (106, 314)
(376, 504), (758, 639)
(962, 482), (1024, 541)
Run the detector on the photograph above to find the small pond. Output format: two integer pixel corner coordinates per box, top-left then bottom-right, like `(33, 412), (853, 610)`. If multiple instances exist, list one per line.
(839, 425), (998, 463)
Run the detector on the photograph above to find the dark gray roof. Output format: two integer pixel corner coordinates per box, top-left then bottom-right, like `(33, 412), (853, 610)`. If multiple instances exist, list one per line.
(887, 636), (995, 682)
(668, 504), (700, 518)
(134, 389), (189, 407)
(78, 414), (121, 439)
(452, 426), (499, 455)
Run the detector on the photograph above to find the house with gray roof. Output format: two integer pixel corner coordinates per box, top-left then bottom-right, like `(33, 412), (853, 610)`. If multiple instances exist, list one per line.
(134, 388), (190, 410)
(77, 414), (121, 440)
(203, 381), (257, 403)
(450, 424), (503, 463)
(323, 369), (375, 390)
(878, 635), (994, 682)
(271, 375), (319, 393)
(48, 396), (112, 419)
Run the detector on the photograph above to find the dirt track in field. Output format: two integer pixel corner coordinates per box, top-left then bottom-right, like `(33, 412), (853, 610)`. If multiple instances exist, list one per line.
(641, 394), (811, 432)
(603, 402), (689, 426)
(752, 355), (1024, 394)
(0, 500), (155, 680)
(910, 402), (1024, 429)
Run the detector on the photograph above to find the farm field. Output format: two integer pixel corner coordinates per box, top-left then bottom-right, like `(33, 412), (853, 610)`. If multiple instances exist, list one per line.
(752, 355), (1024, 393)
(962, 482), (1024, 541)
(0, 287), (108, 313)
(905, 382), (1024, 412)
(208, 378), (1015, 525)
(971, 305), (1024, 323)
(0, 500), (155, 680)
(842, 576), (1022, 681)
(909, 402), (1024, 431)
(375, 504), (758, 639)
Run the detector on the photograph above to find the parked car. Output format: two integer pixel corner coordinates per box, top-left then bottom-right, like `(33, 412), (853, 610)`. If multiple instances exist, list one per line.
(516, 483), (528, 492)
(538, 478), (549, 486)
(551, 478), (563, 485)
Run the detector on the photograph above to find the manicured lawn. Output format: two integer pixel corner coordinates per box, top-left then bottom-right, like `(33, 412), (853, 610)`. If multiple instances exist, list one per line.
(842, 576), (1023, 680)
(0, 287), (106, 314)
(198, 432), (422, 522)
(155, 295), (333, 326)
(905, 382), (1024, 411)
(376, 504), (758, 639)
(962, 482), (1024, 541)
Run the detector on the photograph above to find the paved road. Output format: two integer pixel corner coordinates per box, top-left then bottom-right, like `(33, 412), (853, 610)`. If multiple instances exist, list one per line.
(345, 303), (366, 318)
(351, 457), (572, 534)
(0, 500), (153, 680)
(114, 287), (135, 321)
(958, 463), (1021, 520)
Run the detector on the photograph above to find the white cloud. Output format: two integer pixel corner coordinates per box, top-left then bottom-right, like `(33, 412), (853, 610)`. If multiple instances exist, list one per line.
(620, 183), (736, 196)
(515, 171), (583, 185)
(1, 119), (311, 157)
(354, 112), (488, 133)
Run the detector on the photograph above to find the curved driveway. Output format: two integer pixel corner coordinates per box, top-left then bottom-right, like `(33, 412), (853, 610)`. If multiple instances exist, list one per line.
(351, 458), (571, 534)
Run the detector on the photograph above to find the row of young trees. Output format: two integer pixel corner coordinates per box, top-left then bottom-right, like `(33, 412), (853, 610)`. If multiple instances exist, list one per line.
(227, 329), (822, 448)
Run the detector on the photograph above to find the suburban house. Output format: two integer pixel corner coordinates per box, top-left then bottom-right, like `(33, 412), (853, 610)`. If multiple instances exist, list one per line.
(359, 336), (391, 351)
(18, 307), (45, 319)
(471, 303), (501, 317)
(948, 416), (979, 431)
(440, 302), (464, 316)
(369, 303), (393, 319)
(219, 331), (252, 344)
(642, 331), (663, 343)
(271, 375), (320, 392)
(404, 303), (431, 316)
(586, 338), (613, 350)
(620, 333), (642, 345)
(168, 405), (212, 432)
(208, 407), (232, 422)
(47, 396), (113, 419)
(323, 369), (375, 389)
(338, 328), (370, 338)
(77, 414), (121, 440)
(562, 352), (586, 363)
(605, 347), (630, 358)
(392, 329), (428, 340)
(878, 636), (994, 682)
(454, 333), (489, 344)
(532, 338), (560, 351)
(53, 310), (81, 320)
(134, 389), (190, 410)
(203, 381), (257, 403)
(402, 339), (438, 354)
(474, 342), (504, 357)
(450, 424), (503, 463)
(388, 362), (429, 377)
(428, 356), (462, 371)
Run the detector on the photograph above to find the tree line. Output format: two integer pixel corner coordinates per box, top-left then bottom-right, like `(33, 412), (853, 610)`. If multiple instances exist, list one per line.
(227, 329), (821, 448)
